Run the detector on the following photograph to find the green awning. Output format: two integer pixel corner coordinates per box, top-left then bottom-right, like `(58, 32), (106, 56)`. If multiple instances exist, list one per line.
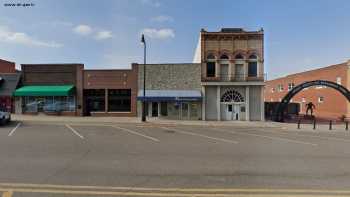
(14, 85), (75, 96)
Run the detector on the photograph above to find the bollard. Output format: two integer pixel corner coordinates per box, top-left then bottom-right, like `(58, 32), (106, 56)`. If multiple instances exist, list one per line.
(313, 119), (316, 130)
(346, 121), (349, 131)
(297, 119), (301, 129)
(329, 120), (332, 130)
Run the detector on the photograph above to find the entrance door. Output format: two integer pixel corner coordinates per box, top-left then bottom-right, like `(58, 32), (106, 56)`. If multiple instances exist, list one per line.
(226, 104), (240, 120)
(226, 104), (233, 120)
(152, 102), (158, 117)
(233, 105), (240, 120)
(181, 103), (189, 120)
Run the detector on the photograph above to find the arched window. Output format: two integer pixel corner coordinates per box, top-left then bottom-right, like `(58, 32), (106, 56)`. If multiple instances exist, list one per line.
(220, 54), (229, 60)
(235, 54), (244, 59)
(249, 54), (258, 60)
(206, 53), (216, 77)
(206, 54), (216, 60)
(248, 54), (258, 77)
(220, 90), (244, 103)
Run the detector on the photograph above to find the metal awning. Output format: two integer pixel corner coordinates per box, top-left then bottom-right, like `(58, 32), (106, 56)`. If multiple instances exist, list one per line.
(137, 90), (202, 102)
(14, 85), (75, 96)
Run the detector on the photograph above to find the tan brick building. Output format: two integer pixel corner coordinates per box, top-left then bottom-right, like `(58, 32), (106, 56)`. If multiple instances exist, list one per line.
(194, 28), (265, 121)
(265, 61), (350, 119)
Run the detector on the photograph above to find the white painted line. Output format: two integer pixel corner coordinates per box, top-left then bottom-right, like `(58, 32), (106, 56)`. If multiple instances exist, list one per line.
(111, 125), (159, 142)
(65, 124), (84, 139)
(160, 127), (238, 144)
(8, 123), (21, 137)
(263, 130), (350, 143)
(212, 128), (317, 146)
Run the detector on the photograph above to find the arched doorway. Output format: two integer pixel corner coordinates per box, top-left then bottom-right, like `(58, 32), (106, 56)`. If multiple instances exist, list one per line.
(274, 80), (350, 122)
(221, 89), (245, 120)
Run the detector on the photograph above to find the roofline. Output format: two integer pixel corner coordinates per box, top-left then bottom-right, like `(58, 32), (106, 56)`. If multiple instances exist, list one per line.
(84, 69), (133, 71)
(267, 61), (348, 82)
(201, 31), (263, 35)
(132, 63), (201, 65)
(0, 59), (15, 64)
(21, 63), (84, 66)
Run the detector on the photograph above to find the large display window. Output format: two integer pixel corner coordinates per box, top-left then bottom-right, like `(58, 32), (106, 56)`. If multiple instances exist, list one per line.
(24, 96), (76, 113)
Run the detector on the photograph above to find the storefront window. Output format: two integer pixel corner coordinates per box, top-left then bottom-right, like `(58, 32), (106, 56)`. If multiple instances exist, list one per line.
(84, 89), (105, 112)
(108, 89), (131, 112)
(24, 96), (76, 113)
(67, 96), (76, 111)
(24, 97), (37, 112)
(168, 102), (180, 118)
(190, 103), (198, 118)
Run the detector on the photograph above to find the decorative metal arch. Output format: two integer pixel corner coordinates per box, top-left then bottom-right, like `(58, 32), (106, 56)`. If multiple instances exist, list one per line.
(221, 90), (244, 103)
(274, 80), (350, 122)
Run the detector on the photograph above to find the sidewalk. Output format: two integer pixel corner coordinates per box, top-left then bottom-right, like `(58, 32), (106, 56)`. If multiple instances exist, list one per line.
(11, 114), (283, 128)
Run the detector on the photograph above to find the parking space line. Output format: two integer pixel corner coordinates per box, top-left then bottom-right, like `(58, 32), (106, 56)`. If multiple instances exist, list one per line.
(111, 125), (160, 142)
(160, 127), (238, 144)
(65, 124), (84, 139)
(1, 190), (12, 197)
(212, 128), (317, 146)
(8, 123), (21, 137)
(262, 130), (350, 143)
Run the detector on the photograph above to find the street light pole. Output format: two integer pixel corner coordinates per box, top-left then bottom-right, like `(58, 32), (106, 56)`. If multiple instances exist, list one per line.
(141, 34), (146, 122)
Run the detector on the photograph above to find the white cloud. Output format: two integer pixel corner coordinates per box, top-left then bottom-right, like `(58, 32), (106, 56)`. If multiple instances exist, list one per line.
(0, 26), (63, 48)
(95, 31), (113, 40)
(141, 28), (175, 40)
(151, 15), (173, 23)
(73, 24), (92, 35)
(141, 0), (161, 7)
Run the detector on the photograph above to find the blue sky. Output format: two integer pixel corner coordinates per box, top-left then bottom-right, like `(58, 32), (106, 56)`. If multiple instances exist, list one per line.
(0, 0), (350, 79)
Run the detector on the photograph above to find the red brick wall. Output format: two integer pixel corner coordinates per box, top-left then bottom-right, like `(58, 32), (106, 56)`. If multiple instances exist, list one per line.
(265, 63), (349, 119)
(0, 59), (16, 73)
(21, 64), (84, 116)
(83, 64), (138, 116)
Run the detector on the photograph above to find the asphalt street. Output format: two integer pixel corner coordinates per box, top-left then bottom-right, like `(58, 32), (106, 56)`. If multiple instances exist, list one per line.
(1, 121), (350, 196)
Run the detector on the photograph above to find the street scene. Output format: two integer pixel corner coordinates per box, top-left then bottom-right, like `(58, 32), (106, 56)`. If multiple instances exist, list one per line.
(2, 0), (350, 196)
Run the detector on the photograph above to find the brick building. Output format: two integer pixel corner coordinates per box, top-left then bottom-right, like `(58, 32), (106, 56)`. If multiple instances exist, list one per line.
(14, 64), (138, 116)
(264, 61), (350, 119)
(194, 28), (265, 121)
(0, 59), (20, 113)
(83, 65), (138, 117)
(0, 59), (16, 73)
(14, 64), (84, 116)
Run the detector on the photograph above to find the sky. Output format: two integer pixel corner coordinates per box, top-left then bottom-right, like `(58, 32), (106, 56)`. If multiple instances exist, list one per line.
(0, 0), (350, 79)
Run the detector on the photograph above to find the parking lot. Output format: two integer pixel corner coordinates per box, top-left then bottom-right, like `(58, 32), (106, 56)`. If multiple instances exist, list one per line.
(1, 121), (350, 196)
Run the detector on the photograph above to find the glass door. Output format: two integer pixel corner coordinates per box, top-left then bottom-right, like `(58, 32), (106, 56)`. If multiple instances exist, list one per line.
(152, 102), (158, 117)
(181, 103), (189, 120)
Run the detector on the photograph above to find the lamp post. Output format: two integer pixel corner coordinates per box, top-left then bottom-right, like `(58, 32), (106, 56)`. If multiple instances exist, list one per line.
(141, 34), (146, 122)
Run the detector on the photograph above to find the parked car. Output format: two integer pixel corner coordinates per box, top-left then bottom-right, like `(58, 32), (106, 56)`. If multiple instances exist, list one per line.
(0, 110), (10, 125)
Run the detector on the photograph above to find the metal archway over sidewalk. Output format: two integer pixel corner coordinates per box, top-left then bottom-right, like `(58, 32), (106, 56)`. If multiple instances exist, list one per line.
(274, 80), (350, 122)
